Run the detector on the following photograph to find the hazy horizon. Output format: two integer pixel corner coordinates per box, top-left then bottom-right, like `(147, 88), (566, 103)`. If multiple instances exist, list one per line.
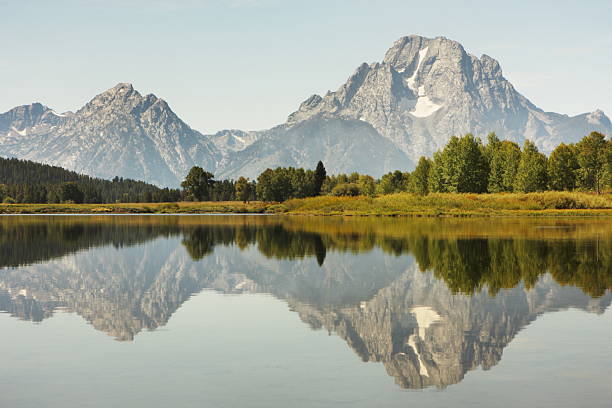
(2, 0), (611, 134)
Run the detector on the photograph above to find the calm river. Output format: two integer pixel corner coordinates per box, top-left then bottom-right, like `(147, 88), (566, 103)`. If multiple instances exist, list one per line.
(1, 215), (610, 407)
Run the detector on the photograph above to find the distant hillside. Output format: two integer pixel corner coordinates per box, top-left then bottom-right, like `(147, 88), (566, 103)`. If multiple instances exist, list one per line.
(0, 157), (180, 203)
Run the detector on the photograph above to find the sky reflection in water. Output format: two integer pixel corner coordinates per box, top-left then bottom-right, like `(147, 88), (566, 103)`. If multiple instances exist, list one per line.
(0, 215), (611, 407)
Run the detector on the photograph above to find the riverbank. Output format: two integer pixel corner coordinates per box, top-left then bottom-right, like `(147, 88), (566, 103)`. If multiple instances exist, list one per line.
(279, 191), (612, 216)
(0, 201), (269, 215)
(0, 192), (610, 216)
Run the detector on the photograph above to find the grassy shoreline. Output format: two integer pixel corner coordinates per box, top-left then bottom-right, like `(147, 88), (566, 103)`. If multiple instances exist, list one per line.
(0, 192), (611, 217)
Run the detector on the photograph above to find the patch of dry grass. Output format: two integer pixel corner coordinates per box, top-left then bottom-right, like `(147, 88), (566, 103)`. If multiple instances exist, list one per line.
(280, 192), (612, 216)
(0, 192), (610, 216)
(0, 201), (269, 215)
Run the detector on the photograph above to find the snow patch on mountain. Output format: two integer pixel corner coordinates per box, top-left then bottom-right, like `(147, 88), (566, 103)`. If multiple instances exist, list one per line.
(11, 126), (27, 136)
(405, 46), (428, 89)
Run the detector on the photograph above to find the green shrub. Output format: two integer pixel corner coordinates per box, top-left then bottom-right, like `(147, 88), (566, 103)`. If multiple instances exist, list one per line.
(331, 183), (361, 197)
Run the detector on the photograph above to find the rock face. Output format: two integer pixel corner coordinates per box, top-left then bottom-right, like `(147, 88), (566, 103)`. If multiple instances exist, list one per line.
(286, 35), (612, 164)
(215, 116), (412, 179)
(209, 129), (260, 153)
(1, 35), (610, 184)
(0, 102), (67, 134)
(0, 84), (220, 187)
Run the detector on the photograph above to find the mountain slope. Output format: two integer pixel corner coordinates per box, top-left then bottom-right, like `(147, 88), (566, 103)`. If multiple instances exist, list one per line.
(216, 116), (412, 179)
(286, 35), (612, 163)
(0, 84), (220, 187)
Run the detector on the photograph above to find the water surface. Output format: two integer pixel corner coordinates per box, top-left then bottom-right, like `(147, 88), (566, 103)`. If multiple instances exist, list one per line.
(1, 215), (611, 407)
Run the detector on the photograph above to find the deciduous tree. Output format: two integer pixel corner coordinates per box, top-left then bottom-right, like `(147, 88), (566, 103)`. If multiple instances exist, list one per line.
(576, 132), (610, 193)
(181, 166), (215, 201)
(411, 156), (431, 195)
(488, 141), (521, 192)
(548, 143), (579, 191)
(235, 177), (251, 202)
(514, 140), (548, 192)
(428, 134), (488, 193)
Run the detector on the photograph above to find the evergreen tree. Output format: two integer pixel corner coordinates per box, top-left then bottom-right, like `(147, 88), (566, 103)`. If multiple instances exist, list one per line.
(412, 156), (431, 195)
(210, 179), (236, 201)
(0, 157), (180, 204)
(514, 140), (548, 192)
(142, 191), (153, 203)
(247, 180), (258, 201)
(548, 143), (579, 191)
(60, 182), (84, 203)
(576, 132), (610, 193)
(181, 166), (215, 201)
(256, 169), (275, 202)
(314, 161), (327, 196)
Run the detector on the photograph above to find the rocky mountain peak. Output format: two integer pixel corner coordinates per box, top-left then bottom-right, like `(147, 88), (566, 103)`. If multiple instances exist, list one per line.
(382, 34), (431, 69)
(78, 82), (142, 115)
(480, 54), (503, 77)
(0, 102), (69, 136)
(101, 82), (138, 100)
(0, 82), (220, 187)
(73, 83), (182, 131)
(0, 103), (49, 130)
(587, 109), (611, 126)
(110, 82), (135, 94)
(284, 34), (610, 165)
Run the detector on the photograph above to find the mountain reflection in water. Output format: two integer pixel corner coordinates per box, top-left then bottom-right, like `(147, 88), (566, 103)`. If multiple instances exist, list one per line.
(0, 215), (610, 390)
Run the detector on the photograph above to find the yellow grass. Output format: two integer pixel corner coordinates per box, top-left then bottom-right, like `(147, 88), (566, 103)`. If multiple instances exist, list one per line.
(0, 201), (269, 215)
(280, 191), (612, 216)
(0, 192), (610, 217)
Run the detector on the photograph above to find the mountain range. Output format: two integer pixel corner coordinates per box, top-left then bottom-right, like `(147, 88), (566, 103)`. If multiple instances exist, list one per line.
(1, 35), (610, 187)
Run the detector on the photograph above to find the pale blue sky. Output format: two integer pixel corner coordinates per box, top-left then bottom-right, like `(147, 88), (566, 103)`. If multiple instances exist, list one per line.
(1, 0), (611, 133)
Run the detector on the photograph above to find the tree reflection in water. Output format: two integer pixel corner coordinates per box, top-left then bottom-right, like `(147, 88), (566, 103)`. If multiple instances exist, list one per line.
(0, 215), (610, 388)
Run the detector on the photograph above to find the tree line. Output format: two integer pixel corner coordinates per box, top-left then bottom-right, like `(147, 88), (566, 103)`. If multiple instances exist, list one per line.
(411, 131), (610, 195)
(1, 131), (609, 204)
(180, 161), (327, 202)
(242, 131), (609, 200)
(0, 157), (181, 204)
(302, 131), (609, 198)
